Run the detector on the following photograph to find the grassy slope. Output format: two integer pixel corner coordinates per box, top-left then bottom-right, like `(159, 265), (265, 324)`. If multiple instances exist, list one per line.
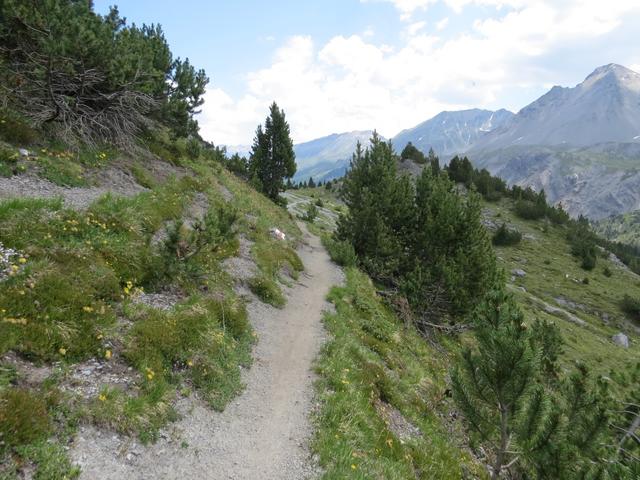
(314, 268), (483, 479)
(594, 209), (640, 247)
(0, 139), (302, 478)
(483, 198), (640, 380)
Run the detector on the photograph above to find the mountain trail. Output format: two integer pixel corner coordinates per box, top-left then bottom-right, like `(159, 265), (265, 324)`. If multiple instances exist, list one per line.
(71, 223), (343, 479)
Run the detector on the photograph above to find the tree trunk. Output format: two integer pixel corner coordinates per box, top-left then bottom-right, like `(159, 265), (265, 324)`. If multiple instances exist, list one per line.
(491, 405), (509, 479)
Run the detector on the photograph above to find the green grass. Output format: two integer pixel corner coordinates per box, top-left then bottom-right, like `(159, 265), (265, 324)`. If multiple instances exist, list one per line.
(313, 268), (484, 479)
(484, 198), (640, 380)
(248, 275), (286, 308)
(129, 162), (158, 189)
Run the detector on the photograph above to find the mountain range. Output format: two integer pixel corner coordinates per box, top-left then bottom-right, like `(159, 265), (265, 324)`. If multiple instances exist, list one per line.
(289, 63), (640, 219)
(471, 63), (640, 219)
(292, 130), (376, 183)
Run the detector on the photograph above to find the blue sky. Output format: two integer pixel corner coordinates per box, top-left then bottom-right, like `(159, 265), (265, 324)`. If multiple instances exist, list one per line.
(94, 1), (640, 146)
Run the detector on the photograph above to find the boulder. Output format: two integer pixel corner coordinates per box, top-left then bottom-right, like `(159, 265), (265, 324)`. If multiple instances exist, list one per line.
(269, 228), (286, 241)
(612, 332), (629, 348)
(512, 269), (526, 278)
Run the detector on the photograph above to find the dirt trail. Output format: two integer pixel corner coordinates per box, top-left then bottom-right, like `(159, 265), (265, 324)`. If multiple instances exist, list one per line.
(71, 224), (343, 480)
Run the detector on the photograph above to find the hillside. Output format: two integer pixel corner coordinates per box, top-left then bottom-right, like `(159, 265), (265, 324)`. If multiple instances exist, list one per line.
(392, 109), (514, 157)
(286, 182), (640, 478)
(0, 113), (325, 477)
(595, 210), (640, 247)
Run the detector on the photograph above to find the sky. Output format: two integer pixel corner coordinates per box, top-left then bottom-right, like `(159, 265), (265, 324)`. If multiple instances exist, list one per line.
(93, 0), (640, 146)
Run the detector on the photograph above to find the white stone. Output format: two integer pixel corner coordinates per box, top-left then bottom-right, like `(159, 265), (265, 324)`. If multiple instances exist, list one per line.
(612, 332), (629, 348)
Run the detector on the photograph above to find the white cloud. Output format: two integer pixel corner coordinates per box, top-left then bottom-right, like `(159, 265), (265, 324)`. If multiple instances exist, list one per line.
(436, 17), (449, 30)
(406, 20), (427, 36)
(361, 0), (436, 21)
(199, 1), (640, 146)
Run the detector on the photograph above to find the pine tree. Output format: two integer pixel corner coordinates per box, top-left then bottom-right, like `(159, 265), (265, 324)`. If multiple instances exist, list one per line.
(404, 167), (497, 319)
(451, 289), (538, 479)
(248, 102), (296, 201)
(427, 148), (440, 174)
(400, 142), (426, 163)
(308, 176), (316, 188)
(337, 133), (414, 280)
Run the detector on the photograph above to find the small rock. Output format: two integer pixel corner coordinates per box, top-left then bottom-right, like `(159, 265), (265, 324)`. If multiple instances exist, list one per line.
(612, 333), (629, 348)
(18, 148), (30, 157)
(512, 269), (526, 278)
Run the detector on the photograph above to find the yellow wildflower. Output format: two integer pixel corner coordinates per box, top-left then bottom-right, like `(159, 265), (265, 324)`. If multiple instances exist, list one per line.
(59, 347), (67, 356)
(187, 360), (194, 367)
(98, 394), (107, 402)
(351, 464), (357, 470)
(18, 257), (27, 264)
(83, 306), (94, 313)
(104, 349), (112, 360)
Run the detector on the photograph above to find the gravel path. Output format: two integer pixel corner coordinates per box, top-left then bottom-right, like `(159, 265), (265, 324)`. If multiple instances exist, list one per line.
(71, 223), (343, 479)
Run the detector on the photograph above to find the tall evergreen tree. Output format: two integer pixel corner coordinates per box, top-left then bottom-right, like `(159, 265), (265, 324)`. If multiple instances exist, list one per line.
(403, 167), (497, 319)
(427, 148), (440, 174)
(248, 102), (296, 201)
(337, 133), (414, 280)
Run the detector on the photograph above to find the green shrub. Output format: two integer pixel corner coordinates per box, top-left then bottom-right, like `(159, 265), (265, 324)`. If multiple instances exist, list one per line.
(514, 200), (546, 220)
(125, 297), (251, 410)
(302, 202), (318, 222)
(581, 277), (590, 285)
(37, 155), (87, 187)
(130, 163), (157, 189)
(89, 384), (177, 443)
(0, 388), (51, 450)
(0, 259), (118, 361)
(0, 147), (20, 177)
(248, 275), (285, 308)
(0, 110), (38, 145)
(603, 266), (613, 277)
(492, 223), (522, 246)
(0, 363), (17, 392)
(324, 238), (357, 267)
(16, 442), (80, 479)
(621, 294), (640, 320)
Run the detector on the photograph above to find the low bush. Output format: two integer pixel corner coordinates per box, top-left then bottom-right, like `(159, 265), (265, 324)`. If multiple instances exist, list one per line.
(0, 388), (51, 450)
(621, 294), (640, 320)
(125, 297), (252, 411)
(0, 110), (38, 145)
(324, 237), (357, 267)
(248, 275), (285, 308)
(302, 202), (318, 223)
(514, 200), (546, 220)
(492, 223), (522, 246)
(0, 147), (20, 177)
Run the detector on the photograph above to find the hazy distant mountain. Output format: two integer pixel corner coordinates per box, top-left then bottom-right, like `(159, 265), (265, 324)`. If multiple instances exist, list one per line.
(292, 130), (376, 182)
(392, 109), (514, 157)
(470, 64), (640, 220)
(473, 64), (640, 152)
